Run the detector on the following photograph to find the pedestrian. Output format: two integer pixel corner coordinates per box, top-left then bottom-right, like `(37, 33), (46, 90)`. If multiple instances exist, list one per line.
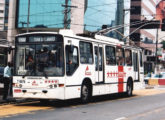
(3, 62), (12, 100)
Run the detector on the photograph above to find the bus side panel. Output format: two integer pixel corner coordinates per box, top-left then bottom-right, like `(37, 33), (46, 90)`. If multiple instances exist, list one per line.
(64, 64), (95, 99)
(93, 84), (120, 96)
(124, 66), (134, 90)
(64, 37), (95, 99)
(104, 65), (118, 93)
(65, 86), (81, 99)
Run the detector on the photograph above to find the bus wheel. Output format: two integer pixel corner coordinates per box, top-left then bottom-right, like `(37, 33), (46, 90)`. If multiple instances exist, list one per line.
(81, 83), (91, 103)
(126, 80), (133, 97)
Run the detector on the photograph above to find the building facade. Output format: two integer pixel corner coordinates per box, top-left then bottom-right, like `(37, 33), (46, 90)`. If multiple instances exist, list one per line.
(130, 0), (165, 73)
(0, 0), (9, 31)
(130, 0), (157, 45)
(8, 0), (131, 41)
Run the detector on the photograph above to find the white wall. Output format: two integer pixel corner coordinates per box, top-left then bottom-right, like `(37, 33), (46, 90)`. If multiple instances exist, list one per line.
(70, 0), (85, 34)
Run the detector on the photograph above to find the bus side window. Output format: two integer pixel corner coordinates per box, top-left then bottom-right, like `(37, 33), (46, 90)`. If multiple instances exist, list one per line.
(125, 49), (132, 66)
(66, 45), (79, 76)
(116, 47), (125, 66)
(105, 46), (116, 65)
(140, 52), (143, 67)
(79, 41), (93, 64)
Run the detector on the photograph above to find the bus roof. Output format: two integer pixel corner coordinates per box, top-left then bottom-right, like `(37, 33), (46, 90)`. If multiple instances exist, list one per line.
(16, 30), (141, 50)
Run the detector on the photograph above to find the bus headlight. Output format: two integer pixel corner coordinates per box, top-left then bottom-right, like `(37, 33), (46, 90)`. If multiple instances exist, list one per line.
(13, 83), (23, 88)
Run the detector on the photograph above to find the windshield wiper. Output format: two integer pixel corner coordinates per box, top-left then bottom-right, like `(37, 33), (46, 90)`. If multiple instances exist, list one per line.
(22, 73), (27, 78)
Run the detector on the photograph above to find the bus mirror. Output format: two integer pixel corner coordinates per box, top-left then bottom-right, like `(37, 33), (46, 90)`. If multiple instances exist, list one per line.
(69, 45), (74, 53)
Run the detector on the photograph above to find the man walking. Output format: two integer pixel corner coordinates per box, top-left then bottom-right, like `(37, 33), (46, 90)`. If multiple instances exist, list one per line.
(3, 62), (12, 100)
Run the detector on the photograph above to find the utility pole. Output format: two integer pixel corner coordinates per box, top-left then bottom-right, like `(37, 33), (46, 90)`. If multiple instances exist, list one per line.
(63, 0), (68, 29)
(62, 0), (77, 29)
(27, 0), (30, 32)
(155, 28), (159, 73)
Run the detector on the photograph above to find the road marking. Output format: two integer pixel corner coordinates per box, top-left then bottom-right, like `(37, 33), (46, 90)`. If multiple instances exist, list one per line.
(114, 117), (127, 120)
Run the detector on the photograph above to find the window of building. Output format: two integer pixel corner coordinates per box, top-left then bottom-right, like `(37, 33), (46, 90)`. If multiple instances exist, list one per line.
(131, 6), (141, 14)
(84, 0), (125, 40)
(106, 46), (116, 65)
(17, 0), (71, 28)
(79, 41), (93, 64)
(144, 50), (148, 55)
(0, 10), (3, 13)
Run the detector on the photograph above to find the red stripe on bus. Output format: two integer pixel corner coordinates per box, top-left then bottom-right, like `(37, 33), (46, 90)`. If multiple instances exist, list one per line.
(118, 66), (124, 93)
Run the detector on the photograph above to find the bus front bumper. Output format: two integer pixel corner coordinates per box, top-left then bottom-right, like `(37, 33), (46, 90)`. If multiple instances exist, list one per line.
(13, 87), (65, 100)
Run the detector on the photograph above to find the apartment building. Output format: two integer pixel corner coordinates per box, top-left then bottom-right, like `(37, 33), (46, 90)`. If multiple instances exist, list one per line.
(130, 0), (164, 73)
(0, 0), (9, 31)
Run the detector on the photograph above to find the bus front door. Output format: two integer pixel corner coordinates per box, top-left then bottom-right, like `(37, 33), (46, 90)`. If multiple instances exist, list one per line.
(94, 45), (104, 83)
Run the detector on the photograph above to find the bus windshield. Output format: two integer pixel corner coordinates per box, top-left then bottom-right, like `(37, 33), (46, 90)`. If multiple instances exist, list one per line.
(15, 43), (64, 76)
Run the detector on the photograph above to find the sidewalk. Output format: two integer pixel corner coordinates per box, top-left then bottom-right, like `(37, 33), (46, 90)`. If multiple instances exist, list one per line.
(0, 95), (27, 105)
(0, 83), (26, 104)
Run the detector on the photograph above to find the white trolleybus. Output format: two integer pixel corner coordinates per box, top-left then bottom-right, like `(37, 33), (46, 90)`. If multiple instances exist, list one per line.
(13, 30), (144, 103)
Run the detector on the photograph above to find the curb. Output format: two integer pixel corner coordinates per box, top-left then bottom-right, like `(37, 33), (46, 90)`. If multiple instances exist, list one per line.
(145, 86), (155, 89)
(0, 97), (27, 105)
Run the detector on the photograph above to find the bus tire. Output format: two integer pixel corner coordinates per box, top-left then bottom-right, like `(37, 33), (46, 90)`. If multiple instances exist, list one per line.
(81, 83), (91, 103)
(126, 80), (133, 97)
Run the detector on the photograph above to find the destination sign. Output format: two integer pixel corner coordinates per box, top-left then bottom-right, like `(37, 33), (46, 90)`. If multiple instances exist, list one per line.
(16, 34), (63, 43)
(29, 36), (44, 42)
(18, 37), (26, 42)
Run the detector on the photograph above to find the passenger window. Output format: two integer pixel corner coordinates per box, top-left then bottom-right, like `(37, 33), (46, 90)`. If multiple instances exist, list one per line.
(133, 52), (138, 71)
(125, 49), (132, 66)
(140, 52), (143, 67)
(106, 46), (116, 65)
(95, 46), (103, 71)
(79, 41), (93, 64)
(66, 45), (79, 76)
(116, 47), (125, 66)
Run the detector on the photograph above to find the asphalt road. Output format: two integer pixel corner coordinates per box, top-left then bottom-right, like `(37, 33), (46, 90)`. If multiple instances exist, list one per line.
(1, 89), (165, 120)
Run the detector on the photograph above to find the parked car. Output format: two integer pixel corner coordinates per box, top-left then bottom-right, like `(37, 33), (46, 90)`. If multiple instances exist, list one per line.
(160, 72), (165, 76)
(144, 73), (164, 84)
